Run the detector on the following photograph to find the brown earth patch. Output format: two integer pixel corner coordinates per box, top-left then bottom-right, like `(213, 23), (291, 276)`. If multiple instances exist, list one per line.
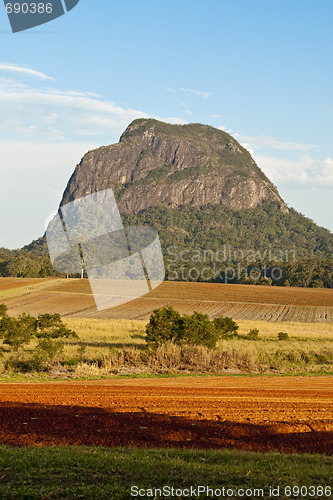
(1, 279), (333, 322)
(0, 376), (332, 454)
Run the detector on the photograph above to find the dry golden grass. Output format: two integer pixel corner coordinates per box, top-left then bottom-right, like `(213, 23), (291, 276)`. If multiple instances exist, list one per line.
(236, 320), (333, 339)
(64, 318), (145, 344)
(56, 317), (333, 376)
(64, 317), (333, 343)
(0, 316), (331, 378)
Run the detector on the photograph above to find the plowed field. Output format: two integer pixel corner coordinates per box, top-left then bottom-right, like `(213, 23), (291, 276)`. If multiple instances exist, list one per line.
(0, 377), (332, 454)
(1, 278), (332, 322)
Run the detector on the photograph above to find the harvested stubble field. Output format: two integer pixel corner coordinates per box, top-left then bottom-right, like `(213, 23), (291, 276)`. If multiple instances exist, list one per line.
(1, 278), (332, 322)
(0, 377), (332, 455)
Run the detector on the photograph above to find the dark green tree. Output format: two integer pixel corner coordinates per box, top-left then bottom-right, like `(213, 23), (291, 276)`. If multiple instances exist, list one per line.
(1, 314), (36, 350)
(36, 313), (78, 339)
(179, 311), (219, 349)
(145, 306), (182, 348)
(213, 316), (239, 338)
(145, 307), (220, 349)
(0, 304), (7, 317)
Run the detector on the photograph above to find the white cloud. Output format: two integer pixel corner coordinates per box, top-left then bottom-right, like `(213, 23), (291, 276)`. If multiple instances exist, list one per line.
(178, 88), (213, 99)
(0, 63), (190, 248)
(233, 133), (316, 152)
(0, 73), (186, 141)
(255, 154), (333, 188)
(218, 125), (233, 135)
(0, 63), (55, 80)
(166, 87), (213, 99)
(181, 102), (192, 115)
(228, 131), (331, 188)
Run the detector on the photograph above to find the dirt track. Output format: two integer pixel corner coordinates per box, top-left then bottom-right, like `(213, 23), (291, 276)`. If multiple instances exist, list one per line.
(0, 376), (332, 454)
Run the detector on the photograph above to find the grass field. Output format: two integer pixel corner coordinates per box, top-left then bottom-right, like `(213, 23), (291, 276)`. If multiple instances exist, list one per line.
(0, 316), (332, 378)
(64, 317), (333, 343)
(0, 446), (331, 500)
(1, 278), (333, 323)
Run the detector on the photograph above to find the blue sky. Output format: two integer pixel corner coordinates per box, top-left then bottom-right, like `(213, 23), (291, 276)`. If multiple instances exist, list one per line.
(0, 0), (332, 248)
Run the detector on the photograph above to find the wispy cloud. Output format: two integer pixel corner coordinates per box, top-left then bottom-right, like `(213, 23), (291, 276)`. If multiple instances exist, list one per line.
(166, 87), (213, 99)
(233, 133), (317, 152)
(0, 63), (55, 80)
(181, 102), (192, 115)
(0, 65), (186, 141)
(179, 88), (213, 99)
(218, 125), (232, 134)
(231, 133), (326, 186)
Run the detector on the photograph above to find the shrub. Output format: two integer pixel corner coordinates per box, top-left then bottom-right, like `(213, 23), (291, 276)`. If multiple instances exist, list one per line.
(247, 328), (260, 340)
(1, 314), (36, 350)
(213, 316), (239, 338)
(0, 309), (78, 372)
(36, 313), (78, 339)
(278, 331), (289, 340)
(0, 304), (7, 317)
(145, 308), (221, 349)
(180, 311), (219, 349)
(145, 306), (182, 348)
(36, 338), (64, 360)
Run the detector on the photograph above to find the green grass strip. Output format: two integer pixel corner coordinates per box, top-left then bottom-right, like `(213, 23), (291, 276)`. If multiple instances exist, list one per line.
(0, 446), (332, 499)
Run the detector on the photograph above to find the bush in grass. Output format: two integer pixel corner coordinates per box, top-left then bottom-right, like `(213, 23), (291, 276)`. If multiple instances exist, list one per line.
(145, 306), (182, 348)
(180, 311), (219, 349)
(29, 338), (65, 371)
(278, 331), (289, 340)
(0, 304), (7, 317)
(247, 328), (260, 340)
(0, 307), (78, 372)
(36, 313), (78, 339)
(146, 307), (222, 349)
(0, 314), (36, 350)
(37, 338), (64, 360)
(213, 316), (239, 338)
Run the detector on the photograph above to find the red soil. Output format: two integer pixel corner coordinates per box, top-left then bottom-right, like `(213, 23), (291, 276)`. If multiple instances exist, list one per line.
(0, 376), (332, 454)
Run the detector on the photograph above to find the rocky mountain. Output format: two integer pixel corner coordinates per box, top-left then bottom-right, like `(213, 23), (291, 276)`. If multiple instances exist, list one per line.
(1, 119), (332, 285)
(61, 119), (289, 215)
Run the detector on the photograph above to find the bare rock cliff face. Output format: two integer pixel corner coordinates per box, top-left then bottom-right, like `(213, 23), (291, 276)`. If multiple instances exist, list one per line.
(61, 119), (289, 214)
